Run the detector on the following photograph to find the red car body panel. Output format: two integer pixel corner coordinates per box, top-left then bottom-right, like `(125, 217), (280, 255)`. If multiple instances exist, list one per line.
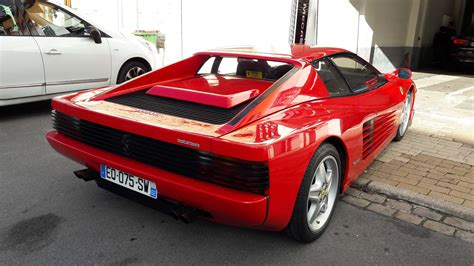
(46, 132), (268, 227)
(46, 45), (416, 231)
(146, 75), (272, 108)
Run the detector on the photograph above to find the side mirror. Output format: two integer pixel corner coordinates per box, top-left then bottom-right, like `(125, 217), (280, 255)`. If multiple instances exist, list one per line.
(394, 68), (412, 80)
(88, 26), (102, 44)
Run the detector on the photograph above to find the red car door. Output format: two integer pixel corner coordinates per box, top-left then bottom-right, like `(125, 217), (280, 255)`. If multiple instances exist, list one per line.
(328, 55), (404, 172)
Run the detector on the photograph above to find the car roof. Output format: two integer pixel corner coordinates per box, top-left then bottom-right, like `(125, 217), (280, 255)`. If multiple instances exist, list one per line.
(196, 45), (350, 64)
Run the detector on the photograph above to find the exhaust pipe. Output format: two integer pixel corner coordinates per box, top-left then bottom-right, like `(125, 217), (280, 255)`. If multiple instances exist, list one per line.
(74, 169), (98, 182)
(172, 206), (207, 224)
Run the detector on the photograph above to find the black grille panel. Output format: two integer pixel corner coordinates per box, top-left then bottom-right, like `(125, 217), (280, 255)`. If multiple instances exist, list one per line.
(52, 111), (269, 194)
(104, 89), (250, 125)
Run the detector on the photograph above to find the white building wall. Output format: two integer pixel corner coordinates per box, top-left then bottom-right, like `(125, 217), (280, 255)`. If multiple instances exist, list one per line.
(65, 0), (291, 65)
(315, 0), (462, 71)
(316, 0), (420, 72)
(181, 0), (292, 59)
(316, 0), (359, 53)
(57, 0), (288, 65)
(62, 0), (463, 69)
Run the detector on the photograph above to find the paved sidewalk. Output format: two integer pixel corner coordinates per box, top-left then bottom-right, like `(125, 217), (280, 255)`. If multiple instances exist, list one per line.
(342, 188), (474, 243)
(364, 135), (474, 208)
(355, 72), (474, 220)
(410, 72), (474, 145)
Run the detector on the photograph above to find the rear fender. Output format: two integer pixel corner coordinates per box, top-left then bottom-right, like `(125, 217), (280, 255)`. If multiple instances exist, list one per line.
(215, 100), (353, 230)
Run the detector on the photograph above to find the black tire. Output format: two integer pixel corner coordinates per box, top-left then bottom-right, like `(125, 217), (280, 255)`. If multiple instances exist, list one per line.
(117, 60), (149, 84)
(285, 143), (342, 243)
(394, 90), (413, 142)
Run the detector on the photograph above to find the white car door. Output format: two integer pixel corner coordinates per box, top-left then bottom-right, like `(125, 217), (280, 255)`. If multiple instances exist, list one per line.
(25, 2), (111, 95)
(0, 1), (45, 103)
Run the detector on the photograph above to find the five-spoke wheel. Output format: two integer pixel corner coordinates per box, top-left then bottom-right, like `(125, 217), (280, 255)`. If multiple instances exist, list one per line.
(286, 143), (341, 242)
(307, 156), (339, 232)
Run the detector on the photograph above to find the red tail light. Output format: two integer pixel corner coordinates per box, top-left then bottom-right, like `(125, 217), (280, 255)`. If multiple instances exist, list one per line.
(454, 38), (467, 45)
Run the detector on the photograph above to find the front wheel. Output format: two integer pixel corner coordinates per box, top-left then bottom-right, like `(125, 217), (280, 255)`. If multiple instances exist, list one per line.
(286, 143), (341, 243)
(394, 90), (413, 141)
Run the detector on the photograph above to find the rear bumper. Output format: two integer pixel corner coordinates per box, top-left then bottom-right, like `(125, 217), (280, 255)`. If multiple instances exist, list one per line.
(46, 131), (268, 228)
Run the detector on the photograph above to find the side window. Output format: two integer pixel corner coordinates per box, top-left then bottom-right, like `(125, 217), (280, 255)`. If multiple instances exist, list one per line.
(330, 56), (386, 92)
(25, 2), (89, 37)
(312, 59), (351, 97)
(0, 1), (30, 36)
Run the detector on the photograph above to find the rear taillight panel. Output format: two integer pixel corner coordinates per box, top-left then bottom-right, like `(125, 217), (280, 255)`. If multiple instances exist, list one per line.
(53, 111), (270, 194)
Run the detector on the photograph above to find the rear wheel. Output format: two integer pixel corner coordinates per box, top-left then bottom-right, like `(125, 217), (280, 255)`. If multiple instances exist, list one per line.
(117, 61), (149, 84)
(286, 143), (341, 243)
(394, 90), (413, 141)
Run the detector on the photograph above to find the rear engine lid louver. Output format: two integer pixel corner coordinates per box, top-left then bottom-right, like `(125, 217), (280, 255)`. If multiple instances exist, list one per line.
(105, 89), (250, 125)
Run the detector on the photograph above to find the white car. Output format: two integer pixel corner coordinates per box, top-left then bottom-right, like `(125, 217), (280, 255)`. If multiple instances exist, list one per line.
(0, 0), (160, 106)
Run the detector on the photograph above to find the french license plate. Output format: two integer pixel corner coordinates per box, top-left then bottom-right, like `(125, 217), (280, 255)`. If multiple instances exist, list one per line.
(100, 165), (158, 199)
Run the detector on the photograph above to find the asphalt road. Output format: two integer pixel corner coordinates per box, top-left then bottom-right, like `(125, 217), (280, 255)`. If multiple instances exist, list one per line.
(1, 101), (473, 265)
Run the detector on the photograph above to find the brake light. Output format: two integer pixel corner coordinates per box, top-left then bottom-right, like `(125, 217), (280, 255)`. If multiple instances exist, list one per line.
(454, 38), (467, 45)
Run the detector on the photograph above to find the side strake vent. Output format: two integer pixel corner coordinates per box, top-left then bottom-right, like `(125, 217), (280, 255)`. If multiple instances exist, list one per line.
(362, 120), (374, 159)
(362, 111), (397, 159)
(52, 111), (269, 194)
(105, 89), (251, 125)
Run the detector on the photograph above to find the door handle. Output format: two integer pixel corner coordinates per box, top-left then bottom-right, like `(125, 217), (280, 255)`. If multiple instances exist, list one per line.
(45, 49), (62, 55)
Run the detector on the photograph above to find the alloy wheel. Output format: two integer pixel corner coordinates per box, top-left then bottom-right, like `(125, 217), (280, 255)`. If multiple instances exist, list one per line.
(125, 66), (146, 81)
(306, 155), (339, 232)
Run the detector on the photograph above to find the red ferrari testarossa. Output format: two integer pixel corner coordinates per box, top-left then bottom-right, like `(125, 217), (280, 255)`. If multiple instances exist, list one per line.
(47, 45), (416, 242)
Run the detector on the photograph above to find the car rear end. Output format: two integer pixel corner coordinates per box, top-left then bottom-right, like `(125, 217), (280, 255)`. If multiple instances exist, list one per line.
(46, 50), (305, 229)
(46, 120), (269, 226)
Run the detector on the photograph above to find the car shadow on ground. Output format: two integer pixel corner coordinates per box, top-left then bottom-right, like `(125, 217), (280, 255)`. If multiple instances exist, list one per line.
(0, 100), (52, 122)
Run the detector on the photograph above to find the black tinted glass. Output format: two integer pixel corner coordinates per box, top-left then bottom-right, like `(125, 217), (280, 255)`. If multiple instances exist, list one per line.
(313, 59), (351, 97)
(331, 56), (386, 92)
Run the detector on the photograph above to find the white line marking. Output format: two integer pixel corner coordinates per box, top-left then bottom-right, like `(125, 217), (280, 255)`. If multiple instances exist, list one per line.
(415, 75), (460, 89)
(416, 111), (474, 125)
(447, 86), (474, 97)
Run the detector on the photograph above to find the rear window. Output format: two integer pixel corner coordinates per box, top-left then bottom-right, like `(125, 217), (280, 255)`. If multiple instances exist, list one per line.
(197, 56), (294, 81)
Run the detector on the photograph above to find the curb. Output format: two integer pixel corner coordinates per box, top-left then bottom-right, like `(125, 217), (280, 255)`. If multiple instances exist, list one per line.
(352, 178), (474, 222)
